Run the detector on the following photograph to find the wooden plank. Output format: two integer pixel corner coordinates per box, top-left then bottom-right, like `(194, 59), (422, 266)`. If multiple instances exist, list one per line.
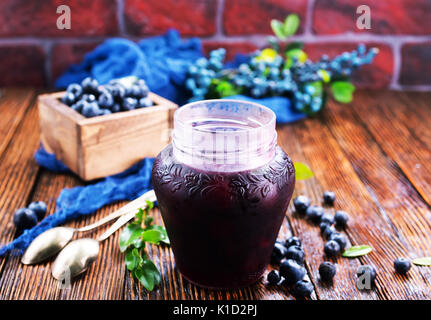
(322, 96), (431, 298)
(277, 125), (379, 300)
(352, 91), (431, 207)
(0, 89), (35, 158)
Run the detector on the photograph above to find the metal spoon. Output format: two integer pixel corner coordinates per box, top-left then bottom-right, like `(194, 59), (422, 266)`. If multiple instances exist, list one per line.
(21, 190), (156, 265)
(51, 202), (147, 280)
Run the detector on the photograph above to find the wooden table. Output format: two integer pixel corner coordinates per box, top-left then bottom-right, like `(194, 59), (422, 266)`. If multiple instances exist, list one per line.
(0, 88), (430, 300)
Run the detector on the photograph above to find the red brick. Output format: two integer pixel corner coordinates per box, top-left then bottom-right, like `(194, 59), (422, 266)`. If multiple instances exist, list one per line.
(0, 45), (46, 86)
(223, 0), (308, 35)
(51, 42), (100, 84)
(203, 42), (258, 62)
(313, 0), (431, 35)
(304, 43), (393, 89)
(0, 0), (118, 37)
(124, 0), (217, 36)
(400, 42), (431, 85)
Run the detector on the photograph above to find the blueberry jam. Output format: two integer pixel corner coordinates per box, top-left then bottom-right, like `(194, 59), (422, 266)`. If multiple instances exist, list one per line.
(151, 100), (295, 289)
(153, 145), (294, 288)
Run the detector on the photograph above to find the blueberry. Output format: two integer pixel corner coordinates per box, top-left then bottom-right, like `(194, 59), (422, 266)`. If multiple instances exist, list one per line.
(324, 240), (340, 257)
(271, 242), (287, 265)
(82, 93), (96, 103)
(293, 195), (310, 215)
(122, 97), (138, 111)
(334, 210), (349, 228)
(321, 225), (336, 240)
(321, 213), (334, 225)
(109, 84), (126, 102)
(319, 222), (330, 232)
(267, 270), (281, 285)
(280, 259), (306, 286)
(13, 208), (38, 230)
(127, 84), (147, 98)
(81, 77), (99, 94)
(305, 205), (324, 224)
(82, 102), (100, 118)
(319, 261), (336, 282)
(329, 233), (347, 251)
(61, 92), (76, 106)
(286, 245), (305, 265)
(138, 97), (153, 108)
(112, 103), (121, 113)
(292, 279), (314, 298)
(73, 99), (88, 113)
(357, 265), (377, 283)
(101, 109), (112, 116)
(323, 191), (336, 205)
(66, 83), (83, 98)
(27, 201), (47, 221)
(394, 258), (411, 275)
(285, 236), (302, 248)
(98, 92), (114, 109)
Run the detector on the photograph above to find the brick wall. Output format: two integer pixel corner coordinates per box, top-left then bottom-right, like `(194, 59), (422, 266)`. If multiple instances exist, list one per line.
(0, 0), (430, 90)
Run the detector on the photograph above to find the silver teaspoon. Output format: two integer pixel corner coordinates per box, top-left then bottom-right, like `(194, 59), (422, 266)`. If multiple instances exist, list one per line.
(21, 190), (156, 265)
(51, 202), (147, 280)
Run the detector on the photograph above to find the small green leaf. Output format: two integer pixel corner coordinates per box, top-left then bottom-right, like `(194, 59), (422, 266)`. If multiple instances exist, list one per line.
(318, 69), (331, 83)
(271, 19), (286, 40)
(294, 162), (314, 180)
(412, 257), (431, 266)
(119, 223), (144, 252)
(331, 81), (355, 103)
(307, 81), (323, 97)
(144, 216), (153, 228)
(215, 80), (242, 98)
(141, 229), (164, 245)
(146, 225), (170, 245)
(135, 259), (161, 291)
(342, 245), (373, 258)
(285, 49), (307, 68)
(135, 208), (144, 222)
(125, 248), (141, 271)
(284, 14), (300, 36)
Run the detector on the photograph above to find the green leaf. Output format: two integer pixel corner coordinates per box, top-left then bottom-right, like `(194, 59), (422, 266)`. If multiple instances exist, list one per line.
(146, 225), (170, 245)
(144, 216), (153, 228)
(307, 81), (323, 97)
(125, 248), (141, 271)
(318, 69), (331, 83)
(135, 258), (161, 291)
(342, 245), (373, 258)
(331, 81), (355, 103)
(119, 223), (144, 252)
(141, 229), (164, 245)
(215, 80), (242, 98)
(271, 19), (286, 40)
(294, 162), (314, 180)
(285, 49), (307, 68)
(285, 41), (304, 52)
(412, 257), (431, 266)
(135, 208), (144, 223)
(284, 14), (300, 36)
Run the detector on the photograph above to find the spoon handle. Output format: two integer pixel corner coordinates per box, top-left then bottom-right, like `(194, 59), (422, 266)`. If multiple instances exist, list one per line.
(76, 190), (156, 232)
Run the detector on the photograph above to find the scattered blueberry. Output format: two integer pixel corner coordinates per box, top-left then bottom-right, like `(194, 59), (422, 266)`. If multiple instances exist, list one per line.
(324, 240), (341, 257)
(81, 77), (99, 94)
(112, 103), (121, 113)
(286, 245), (305, 265)
(13, 208), (38, 231)
(293, 195), (310, 215)
(267, 270), (281, 285)
(98, 92), (114, 109)
(285, 236), (301, 248)
(122, 97), (138, 111)
(82, 102), (100, 118)
(323, 191), (336, 205)
(334, 210), (349, 228)
(73, 100), (88, 113)
(394, 258), (411, 275)
(357, 265), (377, 283)
(138, 97), (153, 108)
(66, 83), (83, 98)
(319, 261), (336, 282)
(291, 279), (314, 298)
(82, 93), (96, 103)
(27, 201), (47, 221)
(321, 213), (334, 225)
(280, 259), (306, 286)
(305, 205), (324, 224)
(321, 225), (336, 240)
(271, 242), (287, 265)
(329, 233), (347, 251)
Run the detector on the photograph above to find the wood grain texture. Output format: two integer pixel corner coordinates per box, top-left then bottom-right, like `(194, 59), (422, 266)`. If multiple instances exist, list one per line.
(1, 89), (431, 300)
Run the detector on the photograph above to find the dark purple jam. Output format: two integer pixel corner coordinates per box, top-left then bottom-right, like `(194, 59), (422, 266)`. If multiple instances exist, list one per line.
(152, 144), (295, 288)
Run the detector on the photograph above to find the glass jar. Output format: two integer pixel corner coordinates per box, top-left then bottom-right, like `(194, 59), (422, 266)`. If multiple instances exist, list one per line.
(152, 100), (295, 288)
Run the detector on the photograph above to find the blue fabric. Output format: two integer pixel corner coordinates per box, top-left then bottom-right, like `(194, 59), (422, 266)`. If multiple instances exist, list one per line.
(55, 29), (202, 106)
(0, 149), (154, 256)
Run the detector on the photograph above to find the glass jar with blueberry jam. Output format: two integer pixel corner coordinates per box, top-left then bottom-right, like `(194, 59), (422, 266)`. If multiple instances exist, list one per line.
(152, 100), (295, 288)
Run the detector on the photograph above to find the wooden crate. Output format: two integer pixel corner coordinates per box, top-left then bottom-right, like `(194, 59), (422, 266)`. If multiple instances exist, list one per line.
(38, 91), (177, 181)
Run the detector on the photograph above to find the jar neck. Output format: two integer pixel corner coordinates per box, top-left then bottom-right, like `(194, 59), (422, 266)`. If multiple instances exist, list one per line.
(172, 100), (277, 172)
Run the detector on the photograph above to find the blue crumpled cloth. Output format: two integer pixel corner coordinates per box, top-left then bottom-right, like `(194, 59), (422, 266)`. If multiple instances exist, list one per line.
(0, 147), (154, 257)
(55, 29), (304, 123)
